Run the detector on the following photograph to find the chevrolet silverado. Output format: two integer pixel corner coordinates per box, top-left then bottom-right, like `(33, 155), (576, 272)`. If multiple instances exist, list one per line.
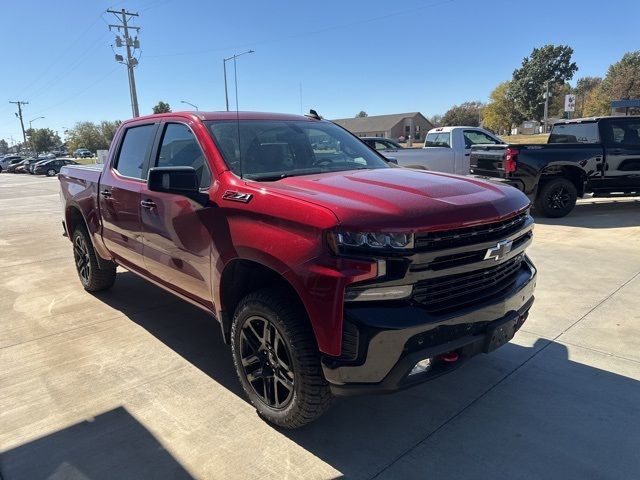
(60, 111), (536, 427)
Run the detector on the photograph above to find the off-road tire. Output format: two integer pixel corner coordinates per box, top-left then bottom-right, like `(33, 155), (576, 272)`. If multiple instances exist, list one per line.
(231, 288), (333, 428)
(534, 177), (577, 218)
(72, 226), (117, 292)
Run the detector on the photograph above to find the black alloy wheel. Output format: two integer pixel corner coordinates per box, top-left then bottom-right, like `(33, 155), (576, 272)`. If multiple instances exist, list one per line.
(239, 315), (295, 409)
(535, 177), (577, 218)
(74, 233), (91, 284)
(545, 185), (570, 210)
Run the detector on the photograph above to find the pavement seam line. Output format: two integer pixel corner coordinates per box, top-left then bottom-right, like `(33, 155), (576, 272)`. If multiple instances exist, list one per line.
(369, 269), (640, 480)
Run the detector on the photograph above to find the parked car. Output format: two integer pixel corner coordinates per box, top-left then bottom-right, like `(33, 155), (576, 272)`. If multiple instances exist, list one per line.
(29, 156), (55, 173)
(363, 127), (504, 174)
(0, 156), (23, 172)
(470, 116), (640, 217)
(52, 149), (68, 157)
(15, 158), (41, 173)
(60, 111), (536, 428)
(34, 158), (78, 176)
(73, 148), (93, 158)
(360, 137), (404, 151)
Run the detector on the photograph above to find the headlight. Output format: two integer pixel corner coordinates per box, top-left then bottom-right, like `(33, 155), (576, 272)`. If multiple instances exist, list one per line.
(329, 230), (414, 252)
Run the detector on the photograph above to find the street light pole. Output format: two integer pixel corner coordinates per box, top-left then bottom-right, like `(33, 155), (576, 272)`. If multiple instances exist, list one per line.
(543, 81), (549, 133)
(28, 116), (44, 156)
(180, 100), (199, 111)
(223, 50), (254, 111)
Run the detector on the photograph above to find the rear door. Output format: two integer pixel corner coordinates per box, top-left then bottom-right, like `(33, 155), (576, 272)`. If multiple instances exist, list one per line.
(602, 118), (640, 189)
(99, 123), (157, 269)
(140, 121), (214, 306)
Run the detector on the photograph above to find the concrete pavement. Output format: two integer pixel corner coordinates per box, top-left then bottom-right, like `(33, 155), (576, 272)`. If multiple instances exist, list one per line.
(1, 173), (639, 479)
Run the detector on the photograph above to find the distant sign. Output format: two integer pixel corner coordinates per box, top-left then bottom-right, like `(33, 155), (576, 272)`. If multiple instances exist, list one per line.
(564, 94), (576, 112)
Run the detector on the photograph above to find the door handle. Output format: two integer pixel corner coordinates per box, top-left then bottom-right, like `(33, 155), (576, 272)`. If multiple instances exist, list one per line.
(140, 199), (156, 209)
(100, 189), (112, 198)
(611, 149), (623, 155)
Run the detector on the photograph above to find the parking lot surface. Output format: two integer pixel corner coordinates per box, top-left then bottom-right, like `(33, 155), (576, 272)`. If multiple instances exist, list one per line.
(1, 173), (639, 479)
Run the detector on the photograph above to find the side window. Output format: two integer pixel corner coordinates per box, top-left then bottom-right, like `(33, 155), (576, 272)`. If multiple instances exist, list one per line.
(609, 120), (640, 146)
(374, 141), (391, 150)
(114, 124), (156, 179)
(156, 123), (211, 187)
(463, 130), (500, 148)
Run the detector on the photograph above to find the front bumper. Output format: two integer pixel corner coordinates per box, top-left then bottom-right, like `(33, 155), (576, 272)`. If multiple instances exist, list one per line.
(322, 256), (536, 395)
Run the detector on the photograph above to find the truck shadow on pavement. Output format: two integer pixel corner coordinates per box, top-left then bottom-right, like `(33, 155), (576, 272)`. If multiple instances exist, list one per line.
(0, 407), (194, 479)
(534, 198), (640, 229)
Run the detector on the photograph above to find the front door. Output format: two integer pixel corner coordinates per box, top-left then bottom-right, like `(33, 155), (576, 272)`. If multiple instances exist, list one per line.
(140, 121), (214, 306)
(99, 123), (157, 270)
(603, 118), (640, 190)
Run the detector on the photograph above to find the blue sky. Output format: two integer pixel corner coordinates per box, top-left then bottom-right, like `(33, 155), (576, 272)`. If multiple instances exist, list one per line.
(1, 0), (638, 143)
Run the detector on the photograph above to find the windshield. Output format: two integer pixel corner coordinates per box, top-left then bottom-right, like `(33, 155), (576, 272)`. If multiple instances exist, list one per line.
(206, 120), (389, 180)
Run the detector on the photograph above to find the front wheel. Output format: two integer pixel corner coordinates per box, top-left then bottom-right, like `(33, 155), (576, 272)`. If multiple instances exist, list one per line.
(231, 288), (333, 428)
(72, 227), (117, 291)
(534, 177), (577, 218)
(47, 169), (56, 177)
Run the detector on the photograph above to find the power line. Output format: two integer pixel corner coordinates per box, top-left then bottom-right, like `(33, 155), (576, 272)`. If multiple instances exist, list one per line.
(9, 101), (28, 145)
(107, 8), (141, 117)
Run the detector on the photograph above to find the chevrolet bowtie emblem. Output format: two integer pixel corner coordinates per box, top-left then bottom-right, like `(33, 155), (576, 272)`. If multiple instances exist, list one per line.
(484, 239), (513, 261)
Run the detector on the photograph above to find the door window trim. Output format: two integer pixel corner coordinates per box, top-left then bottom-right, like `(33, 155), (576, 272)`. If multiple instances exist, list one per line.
(152, 120), (214, 188)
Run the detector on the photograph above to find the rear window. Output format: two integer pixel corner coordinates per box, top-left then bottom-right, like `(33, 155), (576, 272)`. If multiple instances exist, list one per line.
(549, 123), (599, 144)
(425, 132), (451, 148)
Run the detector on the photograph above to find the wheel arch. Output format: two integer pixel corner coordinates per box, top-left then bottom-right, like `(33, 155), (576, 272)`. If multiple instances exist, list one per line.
(537, 163), (587, 197)
(217, 258), (311, 345)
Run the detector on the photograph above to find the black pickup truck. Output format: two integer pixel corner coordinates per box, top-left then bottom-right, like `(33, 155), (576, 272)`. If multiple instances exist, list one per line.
(470, 116), (640, 217)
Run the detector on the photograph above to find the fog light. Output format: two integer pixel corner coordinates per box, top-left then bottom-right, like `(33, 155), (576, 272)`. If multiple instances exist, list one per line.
(409, 358), (432, 376)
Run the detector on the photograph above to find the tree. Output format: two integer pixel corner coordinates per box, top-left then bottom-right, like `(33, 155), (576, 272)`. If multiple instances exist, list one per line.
(355, 111), (368, 118)
(511, 45), (578, 121)
(573, 77), (602, 117)
(152, 101), (172, 114)
(442, 101), (484, 127)
(593, 51), (640, 115)
(482, 81), (524, 135)
(99, 120), (122, 148)
(429, 114), (443, 127)
(0, 139), (8, 155)
(25, 128), (60, 154)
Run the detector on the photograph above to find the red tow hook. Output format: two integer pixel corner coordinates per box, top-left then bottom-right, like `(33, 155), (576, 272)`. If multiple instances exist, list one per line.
(438, 352), (459, 363)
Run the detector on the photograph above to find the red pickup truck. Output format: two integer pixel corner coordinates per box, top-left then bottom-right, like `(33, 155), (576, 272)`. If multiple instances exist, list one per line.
(59, 111), (536, 427)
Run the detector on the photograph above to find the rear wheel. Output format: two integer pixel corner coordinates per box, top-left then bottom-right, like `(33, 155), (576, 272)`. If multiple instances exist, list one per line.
(534, 177), (577, 218)
(231, 288), (333, 428)
(72, 227), (116, 291)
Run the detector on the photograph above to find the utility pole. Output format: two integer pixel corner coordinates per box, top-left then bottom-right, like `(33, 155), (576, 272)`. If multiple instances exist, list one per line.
(9, 101), (28, 146)
(107, 8), (141, 117)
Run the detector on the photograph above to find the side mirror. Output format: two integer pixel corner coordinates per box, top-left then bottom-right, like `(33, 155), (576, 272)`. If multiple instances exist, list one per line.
(385, 156), (398, 165)
(147, 166), (209, 205)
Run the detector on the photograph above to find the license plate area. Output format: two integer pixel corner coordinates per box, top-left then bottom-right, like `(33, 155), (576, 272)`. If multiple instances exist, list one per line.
(483, 316), (517, 353)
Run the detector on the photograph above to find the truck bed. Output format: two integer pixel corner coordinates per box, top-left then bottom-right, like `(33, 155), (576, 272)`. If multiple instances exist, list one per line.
(59, 163), (104, 241)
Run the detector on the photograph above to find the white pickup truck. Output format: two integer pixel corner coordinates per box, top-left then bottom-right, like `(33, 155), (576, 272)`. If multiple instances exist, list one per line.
(363, 127), (504, 175)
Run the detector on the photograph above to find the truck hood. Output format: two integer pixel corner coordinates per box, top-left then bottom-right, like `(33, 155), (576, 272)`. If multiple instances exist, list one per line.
(257, 168), (530, 230)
